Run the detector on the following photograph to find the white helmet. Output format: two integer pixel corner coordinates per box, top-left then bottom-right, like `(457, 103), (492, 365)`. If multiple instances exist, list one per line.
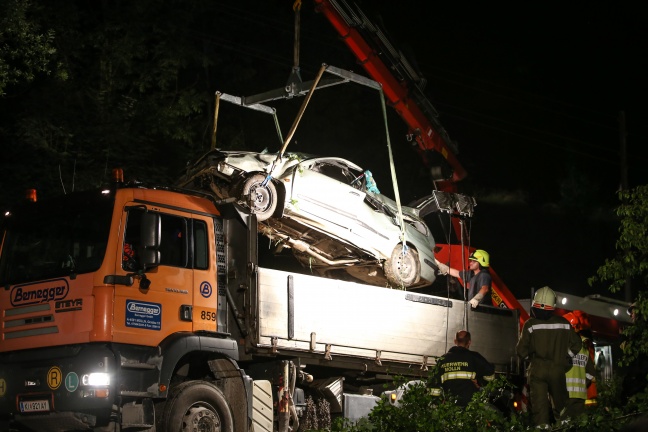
(532, 286), (556, 310)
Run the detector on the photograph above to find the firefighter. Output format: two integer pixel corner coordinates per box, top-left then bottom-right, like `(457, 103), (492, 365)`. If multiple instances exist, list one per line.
(516, 286), (582, 428)
(431, 330), (495, 406)
(561, 311), (597, 419)
(435, 249), (492, 308)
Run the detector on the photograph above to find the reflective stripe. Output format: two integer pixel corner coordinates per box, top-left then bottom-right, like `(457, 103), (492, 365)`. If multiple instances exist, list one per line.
(585, 399), (597, 406)
(567, 385), (587, 392)
(429, 388), (442, 396)
(483, 374), (495, 382)
(527, 323), (571, 333)
(441, 371), (476, 382)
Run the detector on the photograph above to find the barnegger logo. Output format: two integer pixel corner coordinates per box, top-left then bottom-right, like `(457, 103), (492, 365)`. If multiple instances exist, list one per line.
(10, 279), (69, 307)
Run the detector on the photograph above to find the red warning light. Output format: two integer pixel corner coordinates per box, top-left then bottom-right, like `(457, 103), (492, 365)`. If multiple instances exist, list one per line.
(25, 189), (37, 202)
(112, 168), (124, 183)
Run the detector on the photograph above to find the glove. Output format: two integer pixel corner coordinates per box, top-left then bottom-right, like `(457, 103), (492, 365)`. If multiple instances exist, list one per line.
(469, 292), (484, 308)
(435, 259), (450, 276)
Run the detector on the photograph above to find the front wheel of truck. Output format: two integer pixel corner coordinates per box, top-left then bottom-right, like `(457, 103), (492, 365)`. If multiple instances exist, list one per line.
(158, 380), (234, 432)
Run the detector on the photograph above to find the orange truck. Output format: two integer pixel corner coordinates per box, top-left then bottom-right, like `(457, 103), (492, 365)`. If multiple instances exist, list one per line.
(0, 175), (520, 432)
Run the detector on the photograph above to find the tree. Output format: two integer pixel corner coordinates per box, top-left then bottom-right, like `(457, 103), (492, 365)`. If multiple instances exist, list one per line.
(589, 185), (648, 296)
(589, 185), (648, 366)
(0, 0), (63, 96)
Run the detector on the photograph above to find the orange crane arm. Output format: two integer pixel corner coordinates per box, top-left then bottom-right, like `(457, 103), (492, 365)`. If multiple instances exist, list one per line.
(313, 0), (467, 183)
(315, 0), (529, 329)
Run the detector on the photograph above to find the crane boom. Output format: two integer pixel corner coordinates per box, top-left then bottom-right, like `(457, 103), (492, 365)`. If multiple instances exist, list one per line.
(314, 0), (530, 326)
(313, 0), (466, 185)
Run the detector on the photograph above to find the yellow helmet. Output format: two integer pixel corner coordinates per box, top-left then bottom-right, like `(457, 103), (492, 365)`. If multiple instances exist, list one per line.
(469, 249), (490, 267)
(532, 286), (556, 310)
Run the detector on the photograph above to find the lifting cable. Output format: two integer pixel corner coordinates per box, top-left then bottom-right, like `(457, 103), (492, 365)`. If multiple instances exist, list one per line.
(437, 205), (472, 333)
(378, 88), (408, 270)
(292, 0), (301, 73)
(264, 63), (327, 188)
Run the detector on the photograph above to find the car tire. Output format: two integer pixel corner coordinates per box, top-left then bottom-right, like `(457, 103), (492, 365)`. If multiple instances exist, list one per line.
(240, 173), (278, 222)
(384, 244), (420, 288)
(158, 380), (234, 432)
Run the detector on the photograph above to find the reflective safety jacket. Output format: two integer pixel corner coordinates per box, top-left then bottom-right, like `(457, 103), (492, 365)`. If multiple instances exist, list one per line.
(566, 342), (595, 399)
(516, 315), (582, 368)
(431, 345), (495, 406)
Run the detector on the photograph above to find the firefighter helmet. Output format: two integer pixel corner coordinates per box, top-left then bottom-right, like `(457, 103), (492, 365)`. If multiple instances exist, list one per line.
(563, 310), (591, 332)
(469, 249), (490, 267)
(532, 286), (556, 310)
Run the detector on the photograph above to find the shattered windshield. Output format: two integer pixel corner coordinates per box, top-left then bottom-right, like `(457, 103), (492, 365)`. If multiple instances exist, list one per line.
(0, 190), (114, 286)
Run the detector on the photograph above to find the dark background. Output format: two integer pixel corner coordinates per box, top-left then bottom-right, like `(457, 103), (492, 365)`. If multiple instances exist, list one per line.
(2, 1), (646, 300)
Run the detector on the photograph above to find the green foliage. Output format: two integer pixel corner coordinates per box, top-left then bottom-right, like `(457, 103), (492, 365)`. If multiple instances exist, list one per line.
(589, 185), (648, 371)
(330, 375), (531, 432)
(326, 372), (648, 432)
(589, 185), (648, 294)
(0, 0), (64, 96)
(0, 0), (250, 206)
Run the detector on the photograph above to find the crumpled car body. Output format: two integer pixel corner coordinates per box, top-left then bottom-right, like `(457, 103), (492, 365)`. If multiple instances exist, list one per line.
(178, 149), (437, 288)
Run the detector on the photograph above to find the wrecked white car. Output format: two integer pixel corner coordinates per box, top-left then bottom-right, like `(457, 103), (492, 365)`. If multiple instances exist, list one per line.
(178, 149), (438, 288)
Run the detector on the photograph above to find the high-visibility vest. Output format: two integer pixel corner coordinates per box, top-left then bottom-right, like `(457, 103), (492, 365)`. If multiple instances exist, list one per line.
(566, 345), (589, 399)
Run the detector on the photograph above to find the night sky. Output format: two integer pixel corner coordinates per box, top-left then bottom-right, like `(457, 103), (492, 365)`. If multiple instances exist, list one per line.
(214, 1), (647, 300)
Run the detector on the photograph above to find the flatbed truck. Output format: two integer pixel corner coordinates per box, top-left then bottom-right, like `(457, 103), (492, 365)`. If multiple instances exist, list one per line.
(0, 178), (519, 431)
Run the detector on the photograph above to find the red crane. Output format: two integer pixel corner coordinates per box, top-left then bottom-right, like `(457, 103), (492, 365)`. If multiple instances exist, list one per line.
(313, 0), (530, 326)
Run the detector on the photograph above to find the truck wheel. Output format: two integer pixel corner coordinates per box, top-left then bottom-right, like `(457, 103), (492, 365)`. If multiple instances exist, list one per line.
(240, 173), (277, 222)
(159, 381), (234, 432)
(384, 244), (420, 288)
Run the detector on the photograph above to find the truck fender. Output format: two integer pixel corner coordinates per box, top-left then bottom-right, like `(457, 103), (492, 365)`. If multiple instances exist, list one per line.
(157, 333), (239, 397)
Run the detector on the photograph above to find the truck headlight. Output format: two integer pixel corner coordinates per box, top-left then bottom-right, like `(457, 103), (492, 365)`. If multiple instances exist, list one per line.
(82, 372), (110, 386)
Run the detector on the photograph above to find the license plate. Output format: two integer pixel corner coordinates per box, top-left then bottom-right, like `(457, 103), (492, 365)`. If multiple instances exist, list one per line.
(19, 400), (50, 413)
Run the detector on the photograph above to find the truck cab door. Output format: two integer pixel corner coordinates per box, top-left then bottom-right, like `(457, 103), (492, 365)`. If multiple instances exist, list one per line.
(113, 205), (195, 346)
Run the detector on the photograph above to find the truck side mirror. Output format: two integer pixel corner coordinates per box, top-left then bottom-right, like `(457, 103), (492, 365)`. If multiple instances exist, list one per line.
(139, 212), (161, 270)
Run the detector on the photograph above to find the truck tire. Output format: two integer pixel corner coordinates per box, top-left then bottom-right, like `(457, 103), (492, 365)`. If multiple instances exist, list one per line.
(158, 380), (234, 432)
(240, 173), (278, 222)
(384, 244), (420, 288)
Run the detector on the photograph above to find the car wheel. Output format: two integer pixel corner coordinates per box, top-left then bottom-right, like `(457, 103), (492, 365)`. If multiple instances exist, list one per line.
(240, 173), (277, 222)
(384, 244), (421, 288)
(158, 380), (234, 432)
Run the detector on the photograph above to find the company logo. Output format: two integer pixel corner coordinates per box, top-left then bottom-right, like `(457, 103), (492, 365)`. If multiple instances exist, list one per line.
(200, 281), (212, 298)
(127, 301), (161, 316)
(10, 279), (69, 307)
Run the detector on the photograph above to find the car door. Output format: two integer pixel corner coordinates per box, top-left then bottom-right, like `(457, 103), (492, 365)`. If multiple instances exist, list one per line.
(288, 159), (365, 229)
(288, 159), (393, 255)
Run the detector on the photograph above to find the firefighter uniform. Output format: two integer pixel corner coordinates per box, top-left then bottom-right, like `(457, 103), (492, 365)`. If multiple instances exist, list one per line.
(517, 305), (582, 427)
(434, 345), (495, 406)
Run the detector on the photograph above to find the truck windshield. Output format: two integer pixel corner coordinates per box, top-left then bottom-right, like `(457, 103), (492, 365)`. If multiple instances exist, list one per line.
(0, 190), (114, 286)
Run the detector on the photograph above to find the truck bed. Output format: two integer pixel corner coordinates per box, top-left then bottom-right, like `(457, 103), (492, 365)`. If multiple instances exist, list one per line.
(251, 267), (518, 372)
